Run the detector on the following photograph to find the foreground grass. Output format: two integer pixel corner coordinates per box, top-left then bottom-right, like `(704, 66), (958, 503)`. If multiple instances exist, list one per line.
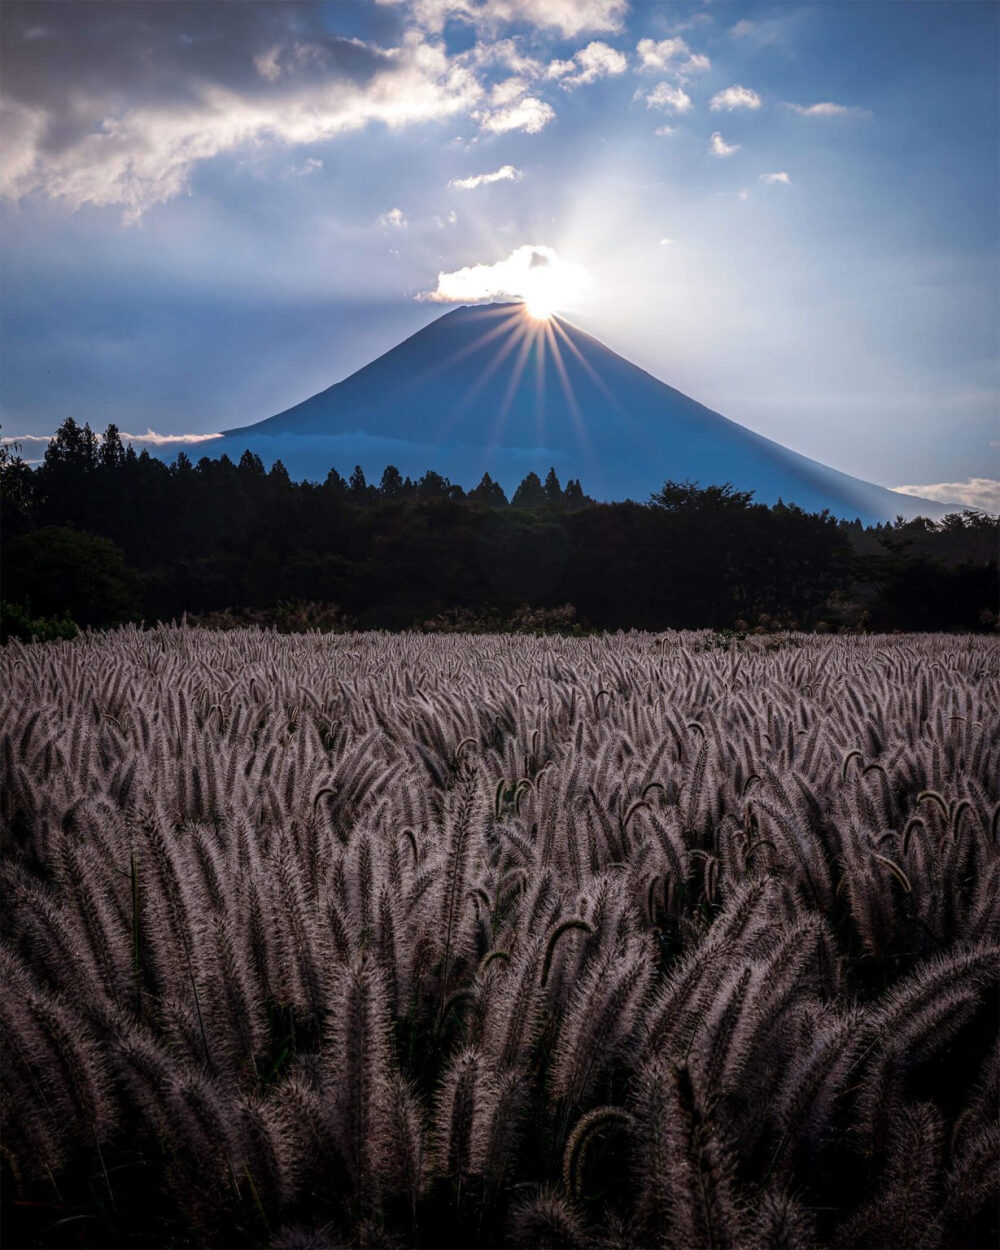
(2, 626), (998, 1249)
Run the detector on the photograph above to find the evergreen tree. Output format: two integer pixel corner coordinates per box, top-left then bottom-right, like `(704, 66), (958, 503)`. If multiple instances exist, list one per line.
(469, 473), (508, 507)
(543, 467), (563, 508)
(511, 471), (547, 510)
(99, 424), (126, 471)
(379, 465), (405, 499)
(349, 464), (371, 503)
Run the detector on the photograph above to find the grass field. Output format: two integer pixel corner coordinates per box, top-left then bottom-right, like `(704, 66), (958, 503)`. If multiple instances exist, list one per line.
(2, 626), (998, 1249)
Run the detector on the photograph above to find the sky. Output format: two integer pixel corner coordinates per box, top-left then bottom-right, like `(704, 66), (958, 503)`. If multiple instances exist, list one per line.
(1, 0), (997, 508)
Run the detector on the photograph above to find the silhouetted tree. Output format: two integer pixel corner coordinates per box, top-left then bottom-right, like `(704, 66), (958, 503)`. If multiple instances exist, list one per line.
(511, 471), (547, 510)
(379, 465), (405, 499)
(469, 473), (508, 507)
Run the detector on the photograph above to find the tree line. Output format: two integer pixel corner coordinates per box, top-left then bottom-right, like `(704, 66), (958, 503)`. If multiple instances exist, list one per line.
(1, 419), (996, 636)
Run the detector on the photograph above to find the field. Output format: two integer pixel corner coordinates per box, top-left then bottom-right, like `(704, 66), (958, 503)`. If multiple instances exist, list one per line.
(1, 626), (998, 1250)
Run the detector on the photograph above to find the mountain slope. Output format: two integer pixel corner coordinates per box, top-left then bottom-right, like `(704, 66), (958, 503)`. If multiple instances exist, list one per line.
(218, 302), (950, 521)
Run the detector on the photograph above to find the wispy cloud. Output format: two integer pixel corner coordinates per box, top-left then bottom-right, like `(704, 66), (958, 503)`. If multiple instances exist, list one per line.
(787, 101), (869, 117)
(476, 95), (555, 133)
(760, 171), (790, 184)
(710, 84), (762, 112)
(2, 430), (224, 448)
(549, 41), (628, 88)
(641, 82), (693, 115)
(378, 207), (408, 227)
(893, 478), (1000, 513)
(710, 131), (740, 157)
(449, 163), (522, 189)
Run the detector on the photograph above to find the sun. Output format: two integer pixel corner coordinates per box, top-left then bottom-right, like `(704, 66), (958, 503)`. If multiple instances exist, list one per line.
(524, 291), (558, 320)
(520, 254), (591, 321)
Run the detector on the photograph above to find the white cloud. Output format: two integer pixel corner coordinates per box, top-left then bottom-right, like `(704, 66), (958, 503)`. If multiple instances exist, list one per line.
(654, 124), (676, 136)
(710, 84), (762, 112)
(730, 20), (755, 38)
(760, 171), (790, 184)
(893, 478), (1000, 513)
(418, 243), (589, 305)
(787, 101), (866, 117)
(554, 41), (628, 88)
(378, 206), (408, 227)
(736, 187), (749, 201)
(490, 76), (527, 105)
(635, 37), (709, 76)
(1, 38), (484, 220)
(449, 163), (521, 189)
(710, 131), (740, 157)
(546, 59), (576, 79)
(2, 430), (224, 448)
(642, 82), (693, 114)
(658, 237), (674, 245)
(476, 95), (554, 134)
(380, 0), (627, 38)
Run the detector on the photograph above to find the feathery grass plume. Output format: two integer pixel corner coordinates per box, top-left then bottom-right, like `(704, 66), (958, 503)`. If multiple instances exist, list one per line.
(433, 1046), (481, 1182)
(853, 943), (1000, 1153)
(325, 953), (394, 1215)
(749, 1185), (819, 1249)
(836, 1102), (945, 1249)
(480, 934), (546, 1072)
(0, 948), (114, 1175)
(508, 1188), (588, 1250)
(436, 764), (481, 996)
(540, 918), (594, 988)
(562, 1105), (633, 1202)
(635, 1059), (742, 1250)
(379, 1069), (426, 1215)
(470, 1067), (528, 1199)
(549, 939), (652, 1109)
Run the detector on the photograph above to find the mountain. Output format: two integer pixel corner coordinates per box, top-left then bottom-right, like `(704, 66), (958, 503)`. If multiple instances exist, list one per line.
(214, 302), (950, 522)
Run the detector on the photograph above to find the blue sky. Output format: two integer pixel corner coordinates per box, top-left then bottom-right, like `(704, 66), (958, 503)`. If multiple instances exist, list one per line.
(1, 0), (997, 508)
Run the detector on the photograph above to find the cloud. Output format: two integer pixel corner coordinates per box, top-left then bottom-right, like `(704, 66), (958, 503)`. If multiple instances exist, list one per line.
(291, 157), (323, 177)
(654, 124), (677, 136)
(787, 101), (867, 117)
(551, 41), (628, 88)
(658, 237), (674, 245)
(449, 163), (522, 189)
(476, 95), (554, 133)
(2, 430), (224, 448)
(378, 207), (408, 227)
(380, 0), (628, 38)
(760, 171), (790, 184)
(730, 20), (755, 38)
(641, 82), (693, 115)
(710, 131), (740, 157)
(736, 187), (749, 201)
(710, 84), (762, 112)
(893, 478), (1000, 513)
(490, 76), (528, 105)
(0, 7), (485, 219)
(418, 243), (589, 305)
(635, 37), (709, 76)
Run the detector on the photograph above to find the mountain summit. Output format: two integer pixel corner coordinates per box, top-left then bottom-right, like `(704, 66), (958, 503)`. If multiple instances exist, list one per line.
(218, 302), (947, 521)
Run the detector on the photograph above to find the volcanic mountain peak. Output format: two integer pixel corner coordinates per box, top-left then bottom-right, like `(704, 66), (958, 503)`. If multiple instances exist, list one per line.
(219, 302), (951, 522)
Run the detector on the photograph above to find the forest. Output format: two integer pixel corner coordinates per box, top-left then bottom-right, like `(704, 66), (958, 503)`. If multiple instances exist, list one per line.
(1, 420), (996, 638)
